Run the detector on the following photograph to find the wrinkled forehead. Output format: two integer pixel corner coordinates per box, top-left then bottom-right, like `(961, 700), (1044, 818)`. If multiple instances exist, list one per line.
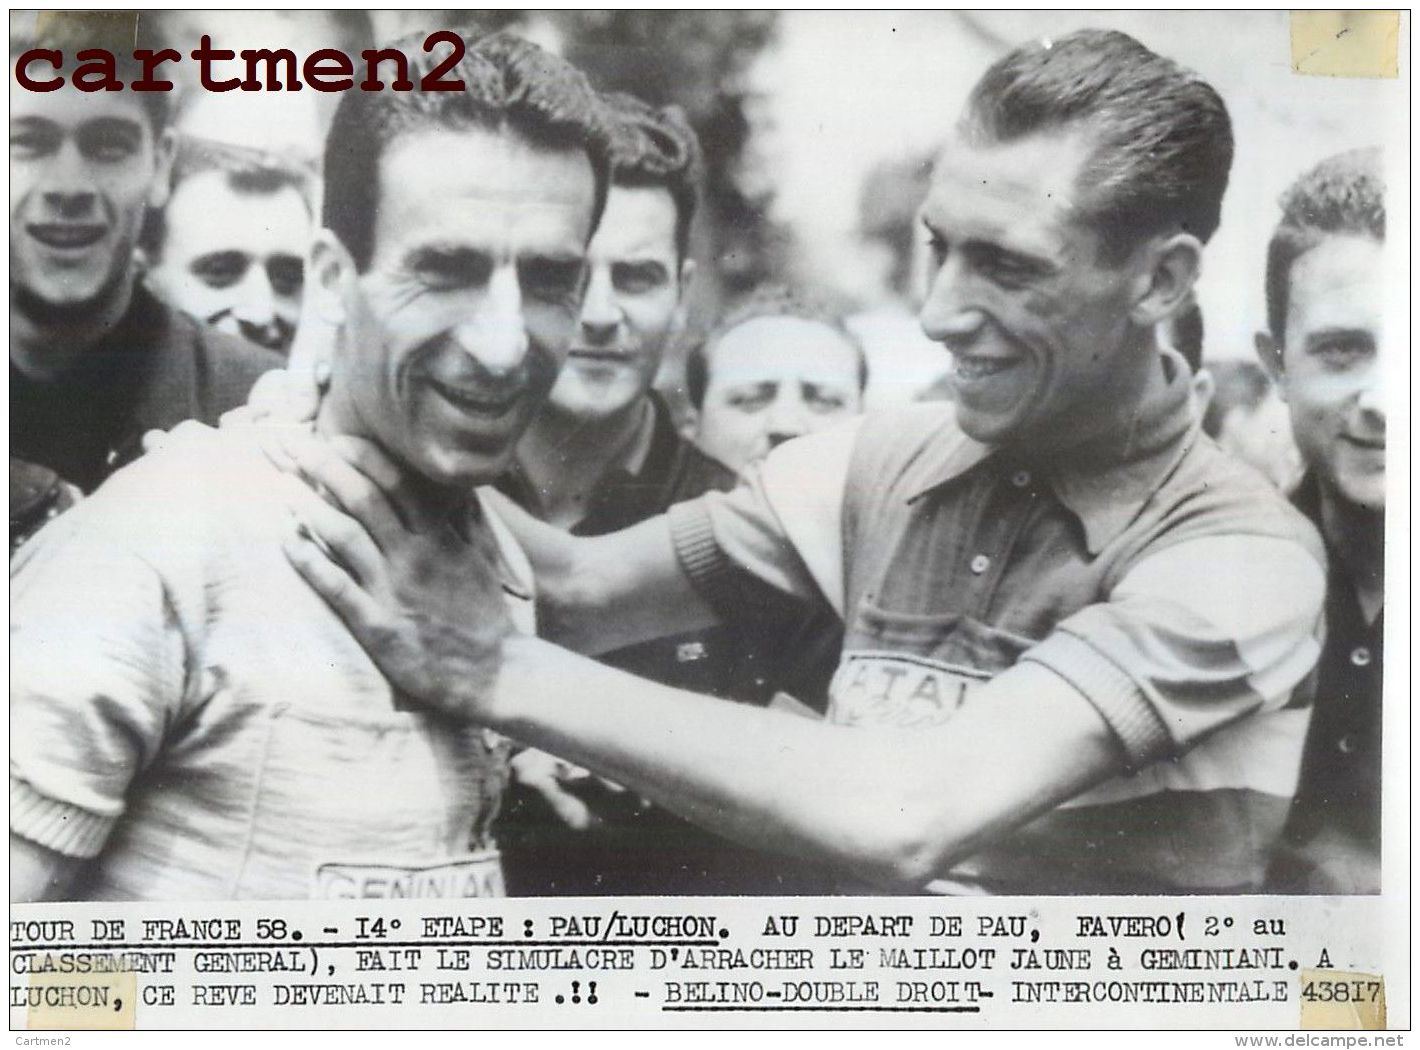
(588, 183), (680, 260)
(1285, 234), (1384, 332)
(708, 316), (861, 385)
(924, 128), (1099, 247)
(369, 125), (598, 261)
(164, 171), (311, 256)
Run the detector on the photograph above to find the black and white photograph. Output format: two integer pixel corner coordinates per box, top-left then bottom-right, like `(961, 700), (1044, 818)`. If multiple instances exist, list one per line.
(7, 8), (1408, 1034)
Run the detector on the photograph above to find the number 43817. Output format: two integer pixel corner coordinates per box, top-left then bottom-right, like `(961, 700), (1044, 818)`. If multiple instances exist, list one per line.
(1302, 980), (1382, 1003)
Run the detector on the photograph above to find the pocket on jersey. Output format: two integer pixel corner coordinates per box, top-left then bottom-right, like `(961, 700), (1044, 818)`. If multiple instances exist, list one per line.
(830, 605), (1040, 728)
(234, 703), (509, 898)
(850, 604), (1038, 670)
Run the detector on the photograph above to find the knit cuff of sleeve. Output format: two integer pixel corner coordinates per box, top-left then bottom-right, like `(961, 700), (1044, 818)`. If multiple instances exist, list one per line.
(10, 776), (115, 859)
(667, 501), (738, 608)
(1020, 630), (1172, 770)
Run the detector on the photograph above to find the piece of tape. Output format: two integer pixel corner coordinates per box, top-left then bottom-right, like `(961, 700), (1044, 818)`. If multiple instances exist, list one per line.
(1291, 10), (1400, 79)
(1299, 969), (1387, 1030)
(32, 10), (141, 50)
(23, 954), (137, 1031)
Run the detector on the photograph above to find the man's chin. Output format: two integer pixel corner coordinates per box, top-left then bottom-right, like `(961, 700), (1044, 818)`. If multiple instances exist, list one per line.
(547, 382), (644, 423)
(1328, 443), (1386, 511)
(953, 402), (1026, 448)
(418, 447), (515, 492)
(11, 268), (129, 327)
(1336, 473), (1386, 513)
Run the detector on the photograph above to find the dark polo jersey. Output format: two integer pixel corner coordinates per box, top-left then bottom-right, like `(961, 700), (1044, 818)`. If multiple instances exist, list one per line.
(497, 395), (840, 705)
(498, 394), (840, 894)
(670, 352), (1327, 894)
(11, 285), (282, 498)
(1271, 475), (1382, 892)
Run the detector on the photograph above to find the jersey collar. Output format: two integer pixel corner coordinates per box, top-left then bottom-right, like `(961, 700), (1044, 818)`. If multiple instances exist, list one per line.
(906, 349), (1197, 555)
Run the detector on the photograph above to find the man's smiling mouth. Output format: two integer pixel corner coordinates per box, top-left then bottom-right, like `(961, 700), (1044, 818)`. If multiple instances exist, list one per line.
(953, 353), (1021, 380)
(424, 376), (522, 416)
(568, 347), (634, 364)
(27, 224), (106, 251)
(1342, 433), (1385, 452)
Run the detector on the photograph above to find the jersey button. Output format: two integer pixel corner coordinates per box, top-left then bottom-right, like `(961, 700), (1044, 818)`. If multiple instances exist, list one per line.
(1351, 646), (1372, 668)
(1337, 734), (1357, 755)
(970, 554), (991, 575)
(1011, 469), (1031, 488)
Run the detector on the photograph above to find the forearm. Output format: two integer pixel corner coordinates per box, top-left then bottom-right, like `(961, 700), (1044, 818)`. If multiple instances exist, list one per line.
(529, 518), (720, 656)
(488, 637), (1122, 888)
(491, 638), (917, 885)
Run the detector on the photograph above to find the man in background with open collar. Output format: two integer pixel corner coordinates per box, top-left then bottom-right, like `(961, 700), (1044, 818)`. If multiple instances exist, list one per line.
(1259, 148), (1387, 895)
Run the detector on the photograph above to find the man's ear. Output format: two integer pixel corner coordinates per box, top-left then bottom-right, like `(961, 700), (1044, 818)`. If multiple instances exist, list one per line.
(676, 258), (697, 296)
(1254, 330), (1286, 400)
(146, 127), (178, 211)
(1190, 367), (1215, 419)
(671, 258), (697, 338)
(680, 402), (701, 441)
(1129, 232), (1203, 329)
(308, 230), (357, 325)
(284, 230), (355, 376)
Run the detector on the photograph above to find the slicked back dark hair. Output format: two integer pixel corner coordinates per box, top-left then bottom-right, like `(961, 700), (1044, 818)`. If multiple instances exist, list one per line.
(323, 29), (612, 271)
(601, 92), (702, 262)
(961, 29), (1233, 263)
(1265, 147), (1384, 342)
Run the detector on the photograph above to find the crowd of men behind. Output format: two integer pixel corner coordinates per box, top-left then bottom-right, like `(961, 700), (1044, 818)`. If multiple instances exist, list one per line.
(9, 17), (1387, 901)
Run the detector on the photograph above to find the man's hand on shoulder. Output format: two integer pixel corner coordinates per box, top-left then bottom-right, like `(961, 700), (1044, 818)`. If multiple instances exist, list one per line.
(139, 351), (326, 464)
(230, 295), (335, 428)
(281, 436), (514, 722)
(238, 358), (328, 427)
